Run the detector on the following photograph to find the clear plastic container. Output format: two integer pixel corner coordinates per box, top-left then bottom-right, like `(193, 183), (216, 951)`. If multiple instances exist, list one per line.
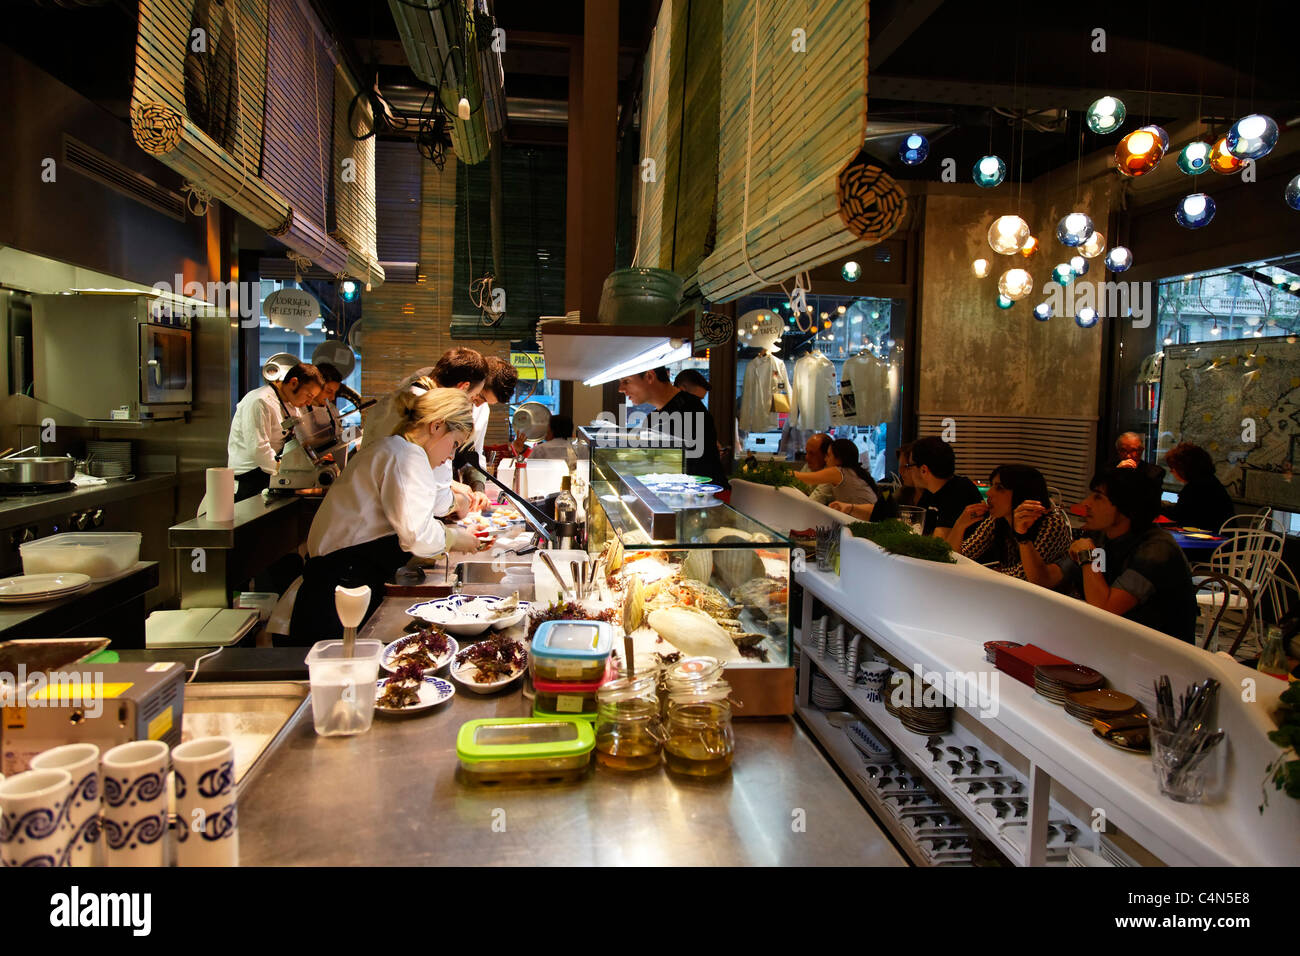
(457, 717), (595, 786)
(595, 675), (664, 772)
(530, 618), (613, 682)
(305, 639), (384, 737)
(533, 670), (605, 715)
(20, 532), (142, 581)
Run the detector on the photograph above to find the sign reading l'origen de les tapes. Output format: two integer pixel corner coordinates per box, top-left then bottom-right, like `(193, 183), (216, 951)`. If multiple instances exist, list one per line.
(263, 288), (321, 335)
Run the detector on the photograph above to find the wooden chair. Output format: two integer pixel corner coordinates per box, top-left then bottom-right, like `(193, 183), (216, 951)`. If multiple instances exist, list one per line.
(1192, 571), (1256, 656)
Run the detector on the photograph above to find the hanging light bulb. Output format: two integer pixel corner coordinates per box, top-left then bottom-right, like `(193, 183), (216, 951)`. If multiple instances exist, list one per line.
(836, 304), (847, 314)
(457, 97), (472, 121)
(1175, 193), (1216, 229)
(1209, 137), (1244, 174)
(1078, 231), (1106, 259)
(973, 155), (1007, 188)
(1075, 307), (1099, 328)
(1114, 129), (1164, 176)
(841, 261), (861, 281)
(820, 311), (828, 319)
(1226, 114), (1279, 160)
(871, 311), (880, 319)
(1085, 96), (1126, 134)
(998, 268), (1035, 300)
(987, 216), (1030, 255)
(899, 133), (930, 165)
(1104, 246), (1133, 272)
(972, 257), (991, 278)
(1177, 141), (1212, 175)
(1069, 255), (1089, 276)
(1033, 302), (1054, 322)
(1020, 236), (1040, 258)
(1052, 263), (1075, 286)
(1163, 336), (1174, 346)
(1286, 174), (1300, 211)
(823, 320), (832, 329)
(996, 294), (1015, 310)
(1056, 212), (1094, 247)
(1210, 323), (1222, 335)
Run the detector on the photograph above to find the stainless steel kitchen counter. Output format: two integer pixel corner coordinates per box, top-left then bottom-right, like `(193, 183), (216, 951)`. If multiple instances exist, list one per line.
(235, 597), (905, 867)
(0, 473), (178, 525)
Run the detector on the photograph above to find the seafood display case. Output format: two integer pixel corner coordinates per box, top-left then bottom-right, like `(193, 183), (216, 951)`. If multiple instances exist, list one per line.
(583, 429), (792, 673)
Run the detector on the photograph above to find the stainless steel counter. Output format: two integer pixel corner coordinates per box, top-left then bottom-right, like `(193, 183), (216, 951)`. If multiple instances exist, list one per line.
(0, 473), (178, 524)
(235, 597), (905, 866)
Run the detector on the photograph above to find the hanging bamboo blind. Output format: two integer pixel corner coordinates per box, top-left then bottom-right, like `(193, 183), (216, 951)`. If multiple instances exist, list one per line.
(697, 0), (882, 302)
(631, 0), (672, 270)
(331, 66), (383, 287)
(131, 0), (383, 284)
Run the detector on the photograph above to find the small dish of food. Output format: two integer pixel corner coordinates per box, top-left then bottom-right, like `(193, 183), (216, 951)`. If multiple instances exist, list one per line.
(406, 593), (529, 636)
(449, 635), (529, 693)
(375, 664), (456, 714)
(381, 625), (458, 674)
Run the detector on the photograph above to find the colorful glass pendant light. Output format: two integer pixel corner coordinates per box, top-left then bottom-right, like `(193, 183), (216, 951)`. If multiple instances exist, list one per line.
(1033, 302), (1054, 322)
(841, 260), (861, 281)
(1086, 96), (1126, 134)
(1020, 236), (1040, 258)
(998, 268), (1035, 300)
(1075, 307), (1100, 328)
(996, 294), (1015, 309)
(1056, 212), (1094, 247)
(973, 155), (1007, 187)
(988, 215), (1031, 255)
(1226, 114), (1279, 160)
(1139, 125), (1170, 153)
(1104, 246), (1133, 272)
(1079, 230), (1106, 258)
(1175, 193), (1216, 228)
(899, 133), (930, 165)
(1178, 141), (1212, 175)
(972, 258), (991, 278)
(1052, 263), (1075, 286)
(1209, 137), (1244, 174)
(1115, 128), (1164, 176)
(1069, 255), (1089, 276)
(1286, 174), (1300, 211)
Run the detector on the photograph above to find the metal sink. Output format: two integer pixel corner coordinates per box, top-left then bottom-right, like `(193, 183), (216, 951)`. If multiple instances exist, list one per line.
(453, 561), (536, 599)
(181, 681), (309, 794)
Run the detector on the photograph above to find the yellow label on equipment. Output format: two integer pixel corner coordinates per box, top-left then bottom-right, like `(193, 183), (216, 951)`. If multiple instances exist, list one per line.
(148, 706), (174, 740)
(4, 707), (27, 729)
(27, 682), (133, 701)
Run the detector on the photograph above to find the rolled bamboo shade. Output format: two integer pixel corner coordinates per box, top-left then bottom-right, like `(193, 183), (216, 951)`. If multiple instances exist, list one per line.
(631, 0), (672, 270)
(331, 66), (383, 288)
(698, 0), (903, 302)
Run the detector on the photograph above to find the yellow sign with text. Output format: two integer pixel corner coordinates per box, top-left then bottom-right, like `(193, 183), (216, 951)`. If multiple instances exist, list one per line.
(510, 352), (545, 380)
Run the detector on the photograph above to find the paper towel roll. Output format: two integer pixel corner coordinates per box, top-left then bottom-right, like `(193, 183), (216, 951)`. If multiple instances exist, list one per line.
(207, 467), (235, 522)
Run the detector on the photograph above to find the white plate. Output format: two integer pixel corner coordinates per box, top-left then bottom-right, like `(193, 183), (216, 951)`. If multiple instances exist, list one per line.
(448, 639), (528, 694)
(381, 631), (459, 674)
(405, 594), (530, 636)
(374, 674), (455, 714)
(0, 573), (92, 603)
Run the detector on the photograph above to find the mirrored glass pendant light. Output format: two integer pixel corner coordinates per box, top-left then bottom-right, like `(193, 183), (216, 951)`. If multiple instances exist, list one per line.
(1056, 212), (1094, 247)
(998, 268), (1034, 300)
(1078, 231), (1106, 258)
(1104, 246), (1133, 272)
(973, 155), (1007, 187)
(996, 294), (1015, 309)
(1286, 174), (1300, 211)
(1178, 141), (1212, 175)
(1033, 302), (1054, 322)
(1209, 137), (1244, 174)
(1052, 263), (1075, 286)
(841, 261), (861, 281)
(1069, 255), (1089, 276)
(1085, 96), (1126, 134)
(1114, 128), (1164, 176)
(972, 258), (991, 278)
(1075, 307), (1099, 328)
(1174, 193), (1216, 229)
(1226, 114), (1278, 160)
(988, 215), (1031, 255)
(899, 133), (930, 165)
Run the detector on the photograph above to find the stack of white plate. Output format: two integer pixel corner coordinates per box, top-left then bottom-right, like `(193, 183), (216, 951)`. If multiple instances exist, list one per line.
(1068, 846), (1114, 867)
(811, 671), (847, 710)
(1098, 834), (1139, 867)
(0, 573), (93, 604)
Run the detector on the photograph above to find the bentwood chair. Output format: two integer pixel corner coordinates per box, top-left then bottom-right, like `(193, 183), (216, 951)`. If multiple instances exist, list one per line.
(1192, 571), (1256, 656)
(1193, 528), (1285, 651)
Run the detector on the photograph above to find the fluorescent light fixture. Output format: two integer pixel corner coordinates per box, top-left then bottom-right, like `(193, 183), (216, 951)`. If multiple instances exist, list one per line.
(583, 337), (692, 387)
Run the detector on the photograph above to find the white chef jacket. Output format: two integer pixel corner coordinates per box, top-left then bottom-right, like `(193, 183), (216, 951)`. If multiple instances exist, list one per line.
(842, 352), (890, 426)
(360, 366), (435, 451)
(308, 435), (449, 558)
(228, 384), (299, 475)
(738, 351), (791, 433)
(792, 351), (835, 432)
(469, 400), (491, 469)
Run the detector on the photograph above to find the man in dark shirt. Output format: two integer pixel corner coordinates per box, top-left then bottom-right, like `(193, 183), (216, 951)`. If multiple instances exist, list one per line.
(1017, 467), (1198, 642)
(910, 436), (983, 537)
(1108, 431), (1166, 488)
(616, 367), (729, 488)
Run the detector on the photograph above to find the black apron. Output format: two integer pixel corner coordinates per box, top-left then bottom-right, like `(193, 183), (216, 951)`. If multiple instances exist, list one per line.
(287, 534), (411, 647)
(234, 386), (295, 503)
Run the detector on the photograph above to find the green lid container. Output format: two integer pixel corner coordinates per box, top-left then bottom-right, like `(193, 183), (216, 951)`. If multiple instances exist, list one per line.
(456, 717), (595, 785)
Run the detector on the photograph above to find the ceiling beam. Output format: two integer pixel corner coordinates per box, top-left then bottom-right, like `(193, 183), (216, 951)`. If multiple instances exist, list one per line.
(868, 0), (944, 71)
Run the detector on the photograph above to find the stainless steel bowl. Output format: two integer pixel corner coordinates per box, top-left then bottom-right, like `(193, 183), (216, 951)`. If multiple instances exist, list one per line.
(0, 456), (77, 486)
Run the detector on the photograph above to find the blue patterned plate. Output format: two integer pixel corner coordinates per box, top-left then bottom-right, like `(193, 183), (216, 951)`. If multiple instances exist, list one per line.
(374, 675), (456, 714)
(405, 594), (530, 636)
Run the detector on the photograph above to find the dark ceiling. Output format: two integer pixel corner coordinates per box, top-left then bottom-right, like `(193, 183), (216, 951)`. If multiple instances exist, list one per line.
(7, 0), (1300, 180)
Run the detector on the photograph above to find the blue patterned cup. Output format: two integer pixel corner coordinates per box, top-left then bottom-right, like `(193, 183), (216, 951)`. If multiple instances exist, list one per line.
(101, 741), (169, 867)
(171, 737), (238, 867)
(0, 769), (74, 867)
(30, 743), (101, 867)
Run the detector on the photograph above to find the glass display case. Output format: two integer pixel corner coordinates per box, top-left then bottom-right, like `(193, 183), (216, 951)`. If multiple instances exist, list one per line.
(581, 427), (792, 668)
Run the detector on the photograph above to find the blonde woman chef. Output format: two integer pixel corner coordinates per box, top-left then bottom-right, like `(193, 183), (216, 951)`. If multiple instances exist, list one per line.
(288, 382), (479, 644)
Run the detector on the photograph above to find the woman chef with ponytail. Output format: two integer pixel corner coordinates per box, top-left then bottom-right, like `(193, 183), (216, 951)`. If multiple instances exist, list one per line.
(289, 381), (479, 644)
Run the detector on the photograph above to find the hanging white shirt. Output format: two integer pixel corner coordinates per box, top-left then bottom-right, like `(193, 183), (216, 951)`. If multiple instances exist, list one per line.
(361, 366), (435, 451)
(842, 352), (890, 426)
(228, 384), (299, 475)
(308, 435), (449, 559)
(738, 351), (790, 433)
(792, 352), (834, 432)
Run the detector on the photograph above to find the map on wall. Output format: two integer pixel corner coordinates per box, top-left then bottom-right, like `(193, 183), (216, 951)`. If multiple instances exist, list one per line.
(1157, 337), (1300, 508)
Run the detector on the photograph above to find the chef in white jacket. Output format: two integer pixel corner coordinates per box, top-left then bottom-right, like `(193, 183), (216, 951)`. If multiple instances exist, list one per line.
(289, 383), (479, 644)
(228, 363), (325, 501)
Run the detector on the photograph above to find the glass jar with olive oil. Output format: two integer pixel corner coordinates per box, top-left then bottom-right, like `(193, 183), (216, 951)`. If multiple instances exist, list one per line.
(594, 675), (665, 772)
(664, 680), (735, 778)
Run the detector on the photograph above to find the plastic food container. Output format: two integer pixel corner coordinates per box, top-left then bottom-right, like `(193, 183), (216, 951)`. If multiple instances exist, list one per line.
(20, 532), (142, 581)
(530, 618), (613, 683)
(532, 705), (598, 722)
(305, 639), (384, 737)
(532, 666), (608, 715)
(456, 717), (596, 786)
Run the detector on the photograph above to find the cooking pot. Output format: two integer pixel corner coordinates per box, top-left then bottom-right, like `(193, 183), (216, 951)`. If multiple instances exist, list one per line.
(0, 456), (77, 486)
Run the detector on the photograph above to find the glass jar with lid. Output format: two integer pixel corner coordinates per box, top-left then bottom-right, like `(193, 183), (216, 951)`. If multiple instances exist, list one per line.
(659, 656), (725, 719)
(664, 680), (735, 778)
(594, 675), (664, 772)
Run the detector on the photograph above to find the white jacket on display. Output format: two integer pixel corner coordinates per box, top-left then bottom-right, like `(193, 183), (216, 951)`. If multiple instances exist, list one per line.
(792, 351), (835, 432)
(738, 351), (791, 433)
(842, 352), (891, 427)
